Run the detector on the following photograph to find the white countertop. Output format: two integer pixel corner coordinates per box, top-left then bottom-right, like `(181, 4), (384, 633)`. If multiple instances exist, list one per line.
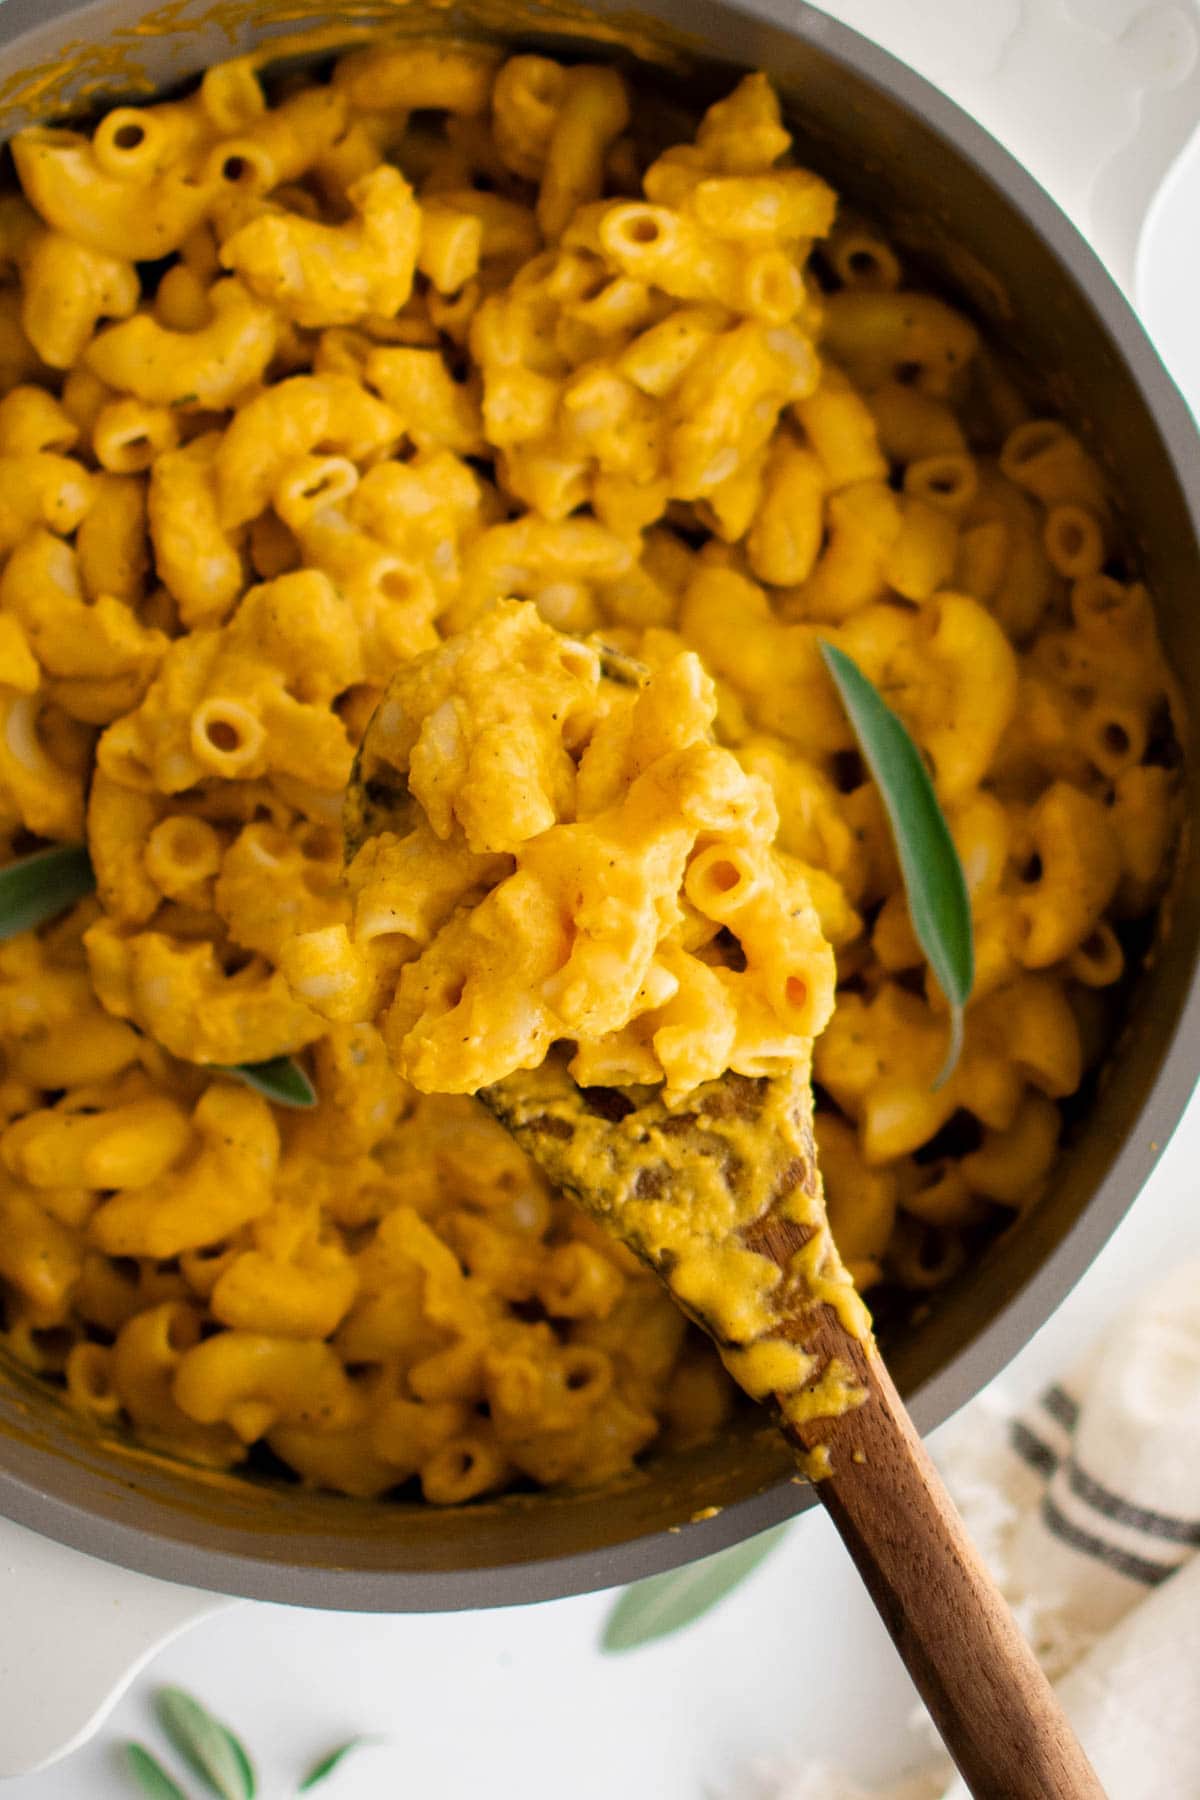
(3, 3), (1200, 1795)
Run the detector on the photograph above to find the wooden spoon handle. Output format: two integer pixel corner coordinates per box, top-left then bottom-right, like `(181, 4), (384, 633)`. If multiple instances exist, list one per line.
(785, 1324), (1106, 1799)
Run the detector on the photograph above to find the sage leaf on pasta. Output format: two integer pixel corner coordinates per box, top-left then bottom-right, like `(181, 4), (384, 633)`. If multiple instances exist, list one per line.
(124, 1744), (189, 1800)
(600, 1522), (789, 1652)
(153, 1687), (256, 1800)
(818, 641), (974, 1084)
(299, 1739), (380, 1791)
(222, 1056), (317, 1109)
(0, 843), (95, 941)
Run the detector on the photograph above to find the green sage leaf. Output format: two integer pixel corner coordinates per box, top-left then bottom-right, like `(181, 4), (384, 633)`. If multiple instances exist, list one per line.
(220, 1728), (257, 1798)
(124, 1743), (189, 1800)
(819, 641), (974, 1083)
(154, 1687), (255, 1800)
(0, 843), (95, 941)
(221, 1056), (317, 1109)
(600, 1522), (789, 1652)
(299, 1738), (379, 1791)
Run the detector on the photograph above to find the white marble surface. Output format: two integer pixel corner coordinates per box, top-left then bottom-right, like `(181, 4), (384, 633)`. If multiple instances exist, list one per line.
(2, 1), (1199, 1793)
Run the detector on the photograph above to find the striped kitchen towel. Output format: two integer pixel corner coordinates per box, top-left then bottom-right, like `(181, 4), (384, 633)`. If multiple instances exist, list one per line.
(731, 1258), (1200, 1800)
(947, 1255), (1200, 1689)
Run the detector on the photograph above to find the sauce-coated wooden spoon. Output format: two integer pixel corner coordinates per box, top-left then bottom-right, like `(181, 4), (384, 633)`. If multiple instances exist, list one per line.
(346, 667), (1105, 1800)
(480, 1053), (1104, 1800)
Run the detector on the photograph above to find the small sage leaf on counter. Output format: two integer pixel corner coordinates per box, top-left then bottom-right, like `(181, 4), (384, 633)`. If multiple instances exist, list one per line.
(300, 1738), (381, 1790)
(220, 1728), (256, 1799)
(124, 1743), (189, 1800)
(221, 1055), (317, 1109)
(600, 1522), (790, 1652)
(0, 842), (95, 941)
(819, 642), (974, 1085)
(154, 1687), (255, 1799)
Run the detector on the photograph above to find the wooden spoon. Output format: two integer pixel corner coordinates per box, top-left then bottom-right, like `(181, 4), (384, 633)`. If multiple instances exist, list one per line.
(480, 1054), (1104, 1800)
(346, 673), (1106, 1800)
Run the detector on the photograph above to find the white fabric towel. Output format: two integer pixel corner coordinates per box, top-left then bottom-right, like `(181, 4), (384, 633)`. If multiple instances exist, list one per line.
(732, 1260), (1200, 1800)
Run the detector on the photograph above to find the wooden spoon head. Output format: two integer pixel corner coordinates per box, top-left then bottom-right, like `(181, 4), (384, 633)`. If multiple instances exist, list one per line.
(479, 1052), (820, 1296)
(479, 1051), (870, 1361)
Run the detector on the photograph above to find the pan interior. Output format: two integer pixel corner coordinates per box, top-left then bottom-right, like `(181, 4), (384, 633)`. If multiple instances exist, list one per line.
(0, 0), (1197, 1608)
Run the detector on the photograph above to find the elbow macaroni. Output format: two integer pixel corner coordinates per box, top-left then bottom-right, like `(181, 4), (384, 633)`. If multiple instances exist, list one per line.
(308, 600), (834, 1100)
(0, 41), (1180, 1504)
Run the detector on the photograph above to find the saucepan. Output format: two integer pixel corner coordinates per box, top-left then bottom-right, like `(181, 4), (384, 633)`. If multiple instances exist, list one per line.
(1, 0), (1199, 1777)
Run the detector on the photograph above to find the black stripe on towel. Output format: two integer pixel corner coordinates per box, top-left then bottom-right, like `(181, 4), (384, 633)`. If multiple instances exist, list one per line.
(1040, 1383), (1081, 1431)
(1067, 1458), (1200, 1546)
(1010, 1419), (1059, 1480)
(1041, 1493), (1175, 1587)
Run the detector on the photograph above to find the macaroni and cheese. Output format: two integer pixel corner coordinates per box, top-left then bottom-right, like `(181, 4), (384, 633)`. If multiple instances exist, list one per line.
(0, 38), (1180, 1502)
(301, 598), (835, 1101)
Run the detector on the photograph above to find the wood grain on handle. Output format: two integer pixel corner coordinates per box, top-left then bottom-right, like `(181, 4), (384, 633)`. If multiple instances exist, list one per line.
(785, 1315), (1107, 1800)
